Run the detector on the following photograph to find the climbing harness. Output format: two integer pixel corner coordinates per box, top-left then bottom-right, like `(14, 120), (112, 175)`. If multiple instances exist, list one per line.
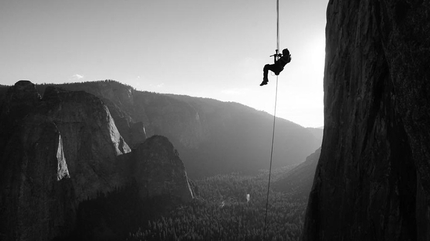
(263, 0), (281, 238)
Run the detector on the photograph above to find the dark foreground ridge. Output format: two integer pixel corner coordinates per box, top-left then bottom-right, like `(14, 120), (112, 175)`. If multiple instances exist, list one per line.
(303, 1), (430, 240)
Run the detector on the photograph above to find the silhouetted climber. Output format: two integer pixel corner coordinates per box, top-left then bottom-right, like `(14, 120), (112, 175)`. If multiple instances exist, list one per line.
(260, 48), (291, 86)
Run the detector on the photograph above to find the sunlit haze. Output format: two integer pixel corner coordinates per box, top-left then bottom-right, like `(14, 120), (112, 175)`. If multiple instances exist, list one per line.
(0, 0), (328, 127)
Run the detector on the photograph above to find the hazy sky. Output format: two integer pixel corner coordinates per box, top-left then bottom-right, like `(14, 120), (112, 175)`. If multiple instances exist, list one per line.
(1, 0), (328, 128)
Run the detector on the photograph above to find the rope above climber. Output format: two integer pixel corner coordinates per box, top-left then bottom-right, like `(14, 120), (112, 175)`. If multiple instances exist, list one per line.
(260, 48), (292, 86)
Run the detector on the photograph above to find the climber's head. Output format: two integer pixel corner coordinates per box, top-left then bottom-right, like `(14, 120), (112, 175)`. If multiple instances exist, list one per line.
(282, 48), (290, 56)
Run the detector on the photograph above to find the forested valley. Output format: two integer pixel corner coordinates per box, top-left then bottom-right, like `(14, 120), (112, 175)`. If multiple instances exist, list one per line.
(128, 169), (307, 241)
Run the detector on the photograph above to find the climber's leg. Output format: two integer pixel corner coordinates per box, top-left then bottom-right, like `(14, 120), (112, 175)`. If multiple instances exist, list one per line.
(261, 64), (271, 86)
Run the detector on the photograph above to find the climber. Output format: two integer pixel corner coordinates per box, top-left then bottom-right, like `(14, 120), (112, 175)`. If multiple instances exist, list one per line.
(260, 48), (291, 86)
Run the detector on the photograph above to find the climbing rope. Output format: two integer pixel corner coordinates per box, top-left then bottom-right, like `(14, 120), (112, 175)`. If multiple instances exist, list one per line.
(276, 0), (280, 53)
(263, 0), (280, 238)
(263, 76), (279, 237)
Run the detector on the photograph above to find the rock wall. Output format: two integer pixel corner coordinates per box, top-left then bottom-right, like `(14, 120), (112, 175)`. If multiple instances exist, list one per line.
(0, 81), (194, 241)
(0, 82), (131, 240)
(303, 1), (430, 240)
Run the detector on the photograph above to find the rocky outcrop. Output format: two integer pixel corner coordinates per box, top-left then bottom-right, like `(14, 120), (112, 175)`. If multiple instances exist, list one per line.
(0, 81), (193, 241)
(0, 82), (131, 240)
(303, 1), (430, 240)
(0, 80), (41, 148)
(133, 135), (194, 202)
(41, 86), (132, 200)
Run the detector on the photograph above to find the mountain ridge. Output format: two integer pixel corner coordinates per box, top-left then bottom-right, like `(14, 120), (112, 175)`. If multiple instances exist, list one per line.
(33, 80), (321, 178)
(274, 148), (320, 198)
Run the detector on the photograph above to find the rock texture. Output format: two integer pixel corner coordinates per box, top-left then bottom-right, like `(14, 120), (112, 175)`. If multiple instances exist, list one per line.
(0, 81), (194, 241)
(41, 86), (132, 200)
(303, 1), (430, 240)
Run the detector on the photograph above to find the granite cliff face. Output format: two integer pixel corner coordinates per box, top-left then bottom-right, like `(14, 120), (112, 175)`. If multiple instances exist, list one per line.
(0, 81), (194, 241)
(303, 1), (430, 240)
(37, 82), (321, 178)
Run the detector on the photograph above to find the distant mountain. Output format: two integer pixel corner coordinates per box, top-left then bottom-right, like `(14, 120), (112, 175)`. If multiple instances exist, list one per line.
(274, 148), (321, 198)
(306, 127), (323, 145)
(35, 80), (321, 178)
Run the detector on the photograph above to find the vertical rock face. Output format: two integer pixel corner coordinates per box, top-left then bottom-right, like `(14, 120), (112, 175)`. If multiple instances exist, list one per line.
(41, 86), (132, 200)
(1, 116), (77, 241)
(303, 1), (430, 241)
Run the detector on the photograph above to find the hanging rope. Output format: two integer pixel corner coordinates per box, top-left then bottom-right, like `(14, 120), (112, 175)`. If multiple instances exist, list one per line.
(276, 0), (280, 53)
(263, 75), (279, 231)
(263, 0), (280, 238)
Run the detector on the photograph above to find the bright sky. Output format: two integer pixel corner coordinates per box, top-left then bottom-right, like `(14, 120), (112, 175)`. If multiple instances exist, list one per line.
(0, 0), (328, 128)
